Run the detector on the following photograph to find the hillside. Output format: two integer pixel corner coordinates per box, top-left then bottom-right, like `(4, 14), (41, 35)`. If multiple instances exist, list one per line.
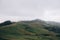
(0, 19), (60, 40)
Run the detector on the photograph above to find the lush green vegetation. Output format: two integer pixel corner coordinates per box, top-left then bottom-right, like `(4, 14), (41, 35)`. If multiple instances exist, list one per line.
(0, 20), (60, 40)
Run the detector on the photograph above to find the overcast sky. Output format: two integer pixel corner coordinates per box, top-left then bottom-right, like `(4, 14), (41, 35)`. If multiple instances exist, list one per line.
(0, 0), (60, 22)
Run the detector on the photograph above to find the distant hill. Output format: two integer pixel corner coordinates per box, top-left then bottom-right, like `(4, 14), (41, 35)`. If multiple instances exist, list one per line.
(0, 20), (14, 27)
(0, 19), (60, 40)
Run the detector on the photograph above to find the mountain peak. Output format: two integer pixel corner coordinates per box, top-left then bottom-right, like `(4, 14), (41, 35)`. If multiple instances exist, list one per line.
(33, 19), (41, 21)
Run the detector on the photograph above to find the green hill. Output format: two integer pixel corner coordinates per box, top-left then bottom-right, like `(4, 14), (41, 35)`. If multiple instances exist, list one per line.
(0, 20), (60, 40)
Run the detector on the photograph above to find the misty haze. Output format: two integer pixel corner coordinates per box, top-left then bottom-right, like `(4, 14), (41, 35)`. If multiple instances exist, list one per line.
(0, 0), (60, 40)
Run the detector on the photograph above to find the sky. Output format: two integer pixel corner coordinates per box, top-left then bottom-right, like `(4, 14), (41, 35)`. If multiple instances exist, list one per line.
(0, 0), (60, 22)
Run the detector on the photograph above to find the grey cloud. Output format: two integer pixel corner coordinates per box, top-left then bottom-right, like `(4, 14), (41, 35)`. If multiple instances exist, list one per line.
(0, 0), (60, 22)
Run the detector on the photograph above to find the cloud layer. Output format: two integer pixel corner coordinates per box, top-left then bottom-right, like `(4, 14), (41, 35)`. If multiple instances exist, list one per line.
(0, 0), (60, 22)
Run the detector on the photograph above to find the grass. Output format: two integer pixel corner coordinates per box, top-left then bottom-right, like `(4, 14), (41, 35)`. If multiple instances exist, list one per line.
(0, 22), (59, 40)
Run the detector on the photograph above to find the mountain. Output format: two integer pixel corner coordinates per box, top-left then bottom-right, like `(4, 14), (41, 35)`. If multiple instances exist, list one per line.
(0, 19), (60, 40)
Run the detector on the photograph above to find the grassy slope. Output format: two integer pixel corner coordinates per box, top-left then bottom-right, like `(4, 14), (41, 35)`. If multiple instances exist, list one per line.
(0, 22), (58, 40)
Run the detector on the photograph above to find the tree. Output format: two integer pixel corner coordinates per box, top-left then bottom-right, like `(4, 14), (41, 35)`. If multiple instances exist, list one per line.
(0, 20), (12, 26)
